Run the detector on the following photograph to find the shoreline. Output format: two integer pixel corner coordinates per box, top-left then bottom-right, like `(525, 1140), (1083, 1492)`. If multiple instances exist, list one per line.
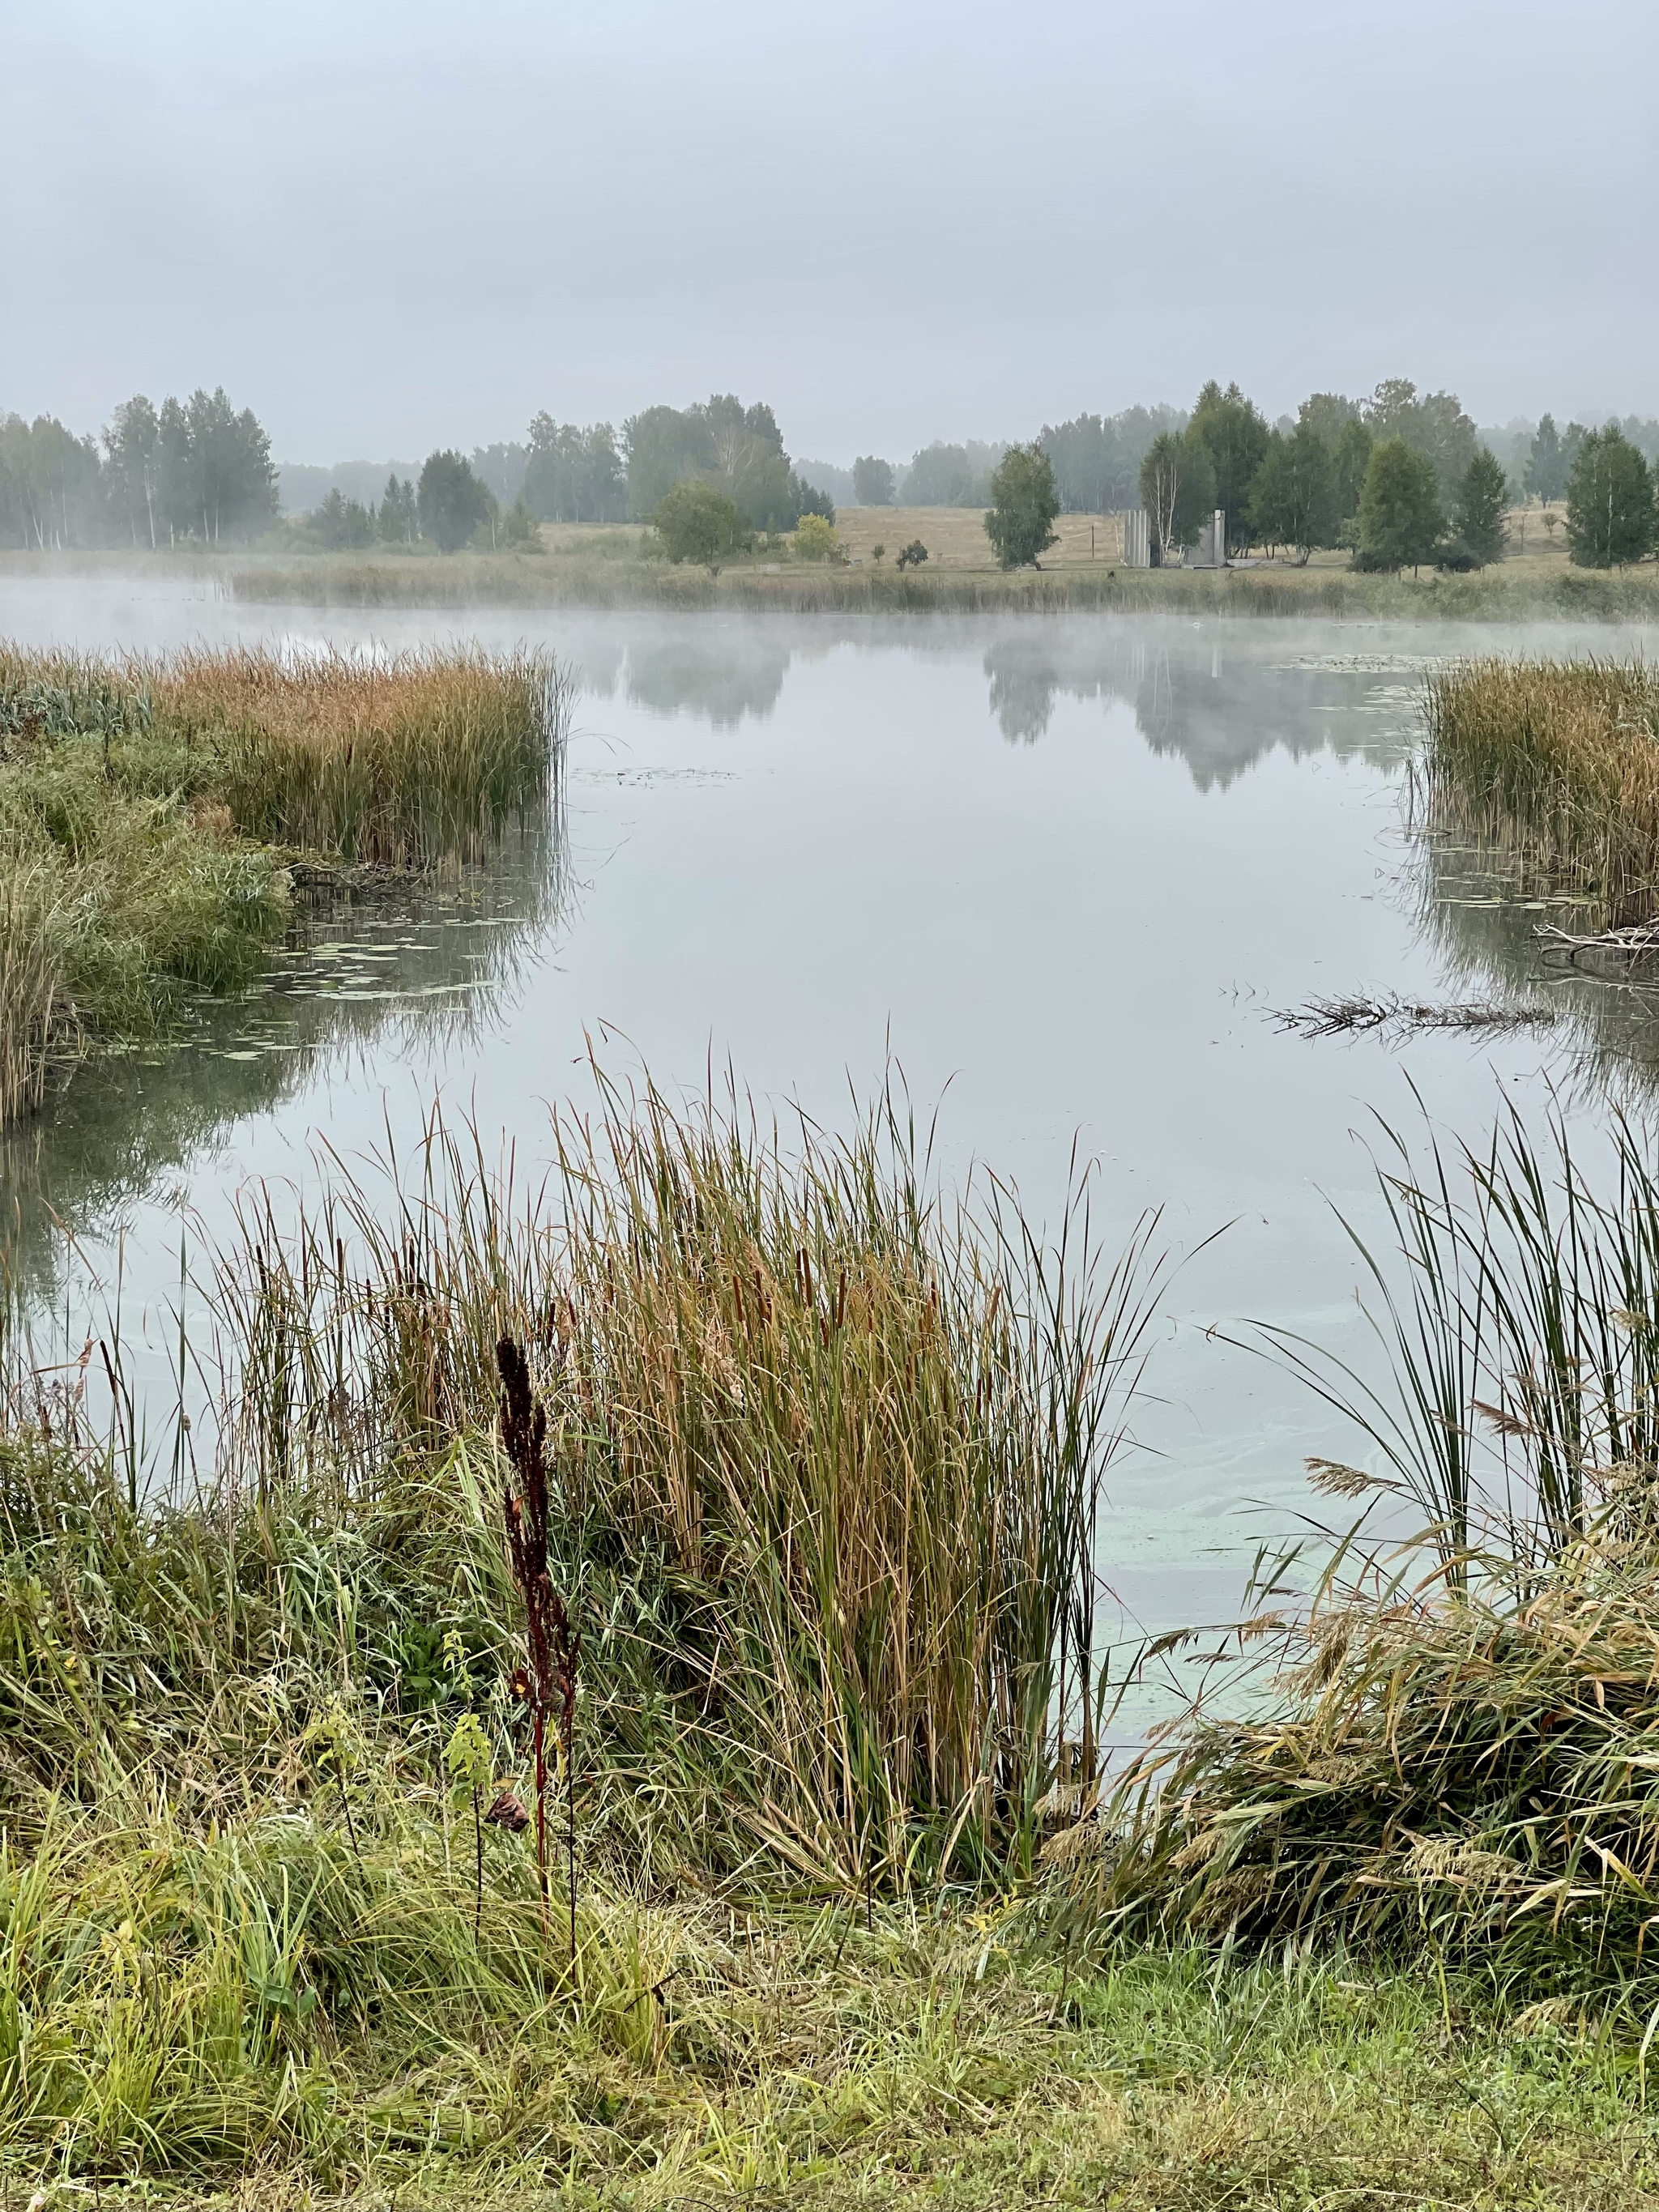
(5, 548), (1658, 620)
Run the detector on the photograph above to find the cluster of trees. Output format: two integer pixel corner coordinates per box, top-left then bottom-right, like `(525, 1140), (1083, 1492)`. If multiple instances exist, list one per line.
(1, 387), (275, 548)
(1131, 379), (1486, 565)
(306, 455), (539, 556)
(1124, 377), (1658, 573)
(816, 441), (1008, 510)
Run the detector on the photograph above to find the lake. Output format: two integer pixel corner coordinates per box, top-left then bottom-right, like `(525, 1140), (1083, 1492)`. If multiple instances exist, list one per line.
(4, 576), (1657, 1685)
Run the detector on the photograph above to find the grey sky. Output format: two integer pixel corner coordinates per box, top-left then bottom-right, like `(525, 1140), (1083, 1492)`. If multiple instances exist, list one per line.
(6, 0), (1656, 465)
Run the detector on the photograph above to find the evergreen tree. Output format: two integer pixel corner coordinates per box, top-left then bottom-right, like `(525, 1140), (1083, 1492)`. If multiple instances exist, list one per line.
(983, 443), (1060, 569)
(1455, 448), (1509, 565)
(377, 475), (416, 543)
(1525, 414), (1565, 504)
(417, 450), (495, 552)
(1355, 439), (1443, 572)
(1565, 427), (1655, 568)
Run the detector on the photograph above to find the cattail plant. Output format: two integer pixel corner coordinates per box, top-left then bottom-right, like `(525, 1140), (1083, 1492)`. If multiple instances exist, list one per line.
(497, 1335), (581, 1960)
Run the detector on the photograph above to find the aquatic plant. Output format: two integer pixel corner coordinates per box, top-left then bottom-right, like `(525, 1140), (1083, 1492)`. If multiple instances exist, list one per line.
(211, 1076), (1164, 1886)
(1424, 656), (1659, 918)
(0, 643), (567, 1125)
(1060, 1104), (1659, 2017)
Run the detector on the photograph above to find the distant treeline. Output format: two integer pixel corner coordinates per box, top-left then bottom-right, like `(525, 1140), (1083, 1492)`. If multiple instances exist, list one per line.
(8, 375), (1659, 556)
(1, 389), (276, 549)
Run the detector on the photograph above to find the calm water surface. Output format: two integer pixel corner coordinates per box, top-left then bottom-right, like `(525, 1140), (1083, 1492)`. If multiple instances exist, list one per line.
(5, 578), (1657, 1662)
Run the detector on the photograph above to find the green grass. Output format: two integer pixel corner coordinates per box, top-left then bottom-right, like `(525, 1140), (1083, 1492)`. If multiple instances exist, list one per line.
(0, 646), (564, 1123)
(8, 1083), (1659, 2192)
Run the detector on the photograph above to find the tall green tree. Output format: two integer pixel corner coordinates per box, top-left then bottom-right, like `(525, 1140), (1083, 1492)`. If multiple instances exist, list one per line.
(1297, 392), (1361, 450)
(1139, 432), (1215, 561)
(418, 450), (495, 552)
(1454, 448), (1509, 565)
(1525, 413), (1565, 503)
(377, 475), (417, 543)
(1248, 422), (1337, 561)
(523, 416), (625, 522)
(1361, 378), (1476, 504)
(1355, 438), (1443, 572)
(0, 415), (104, 548)
(103, 396), (162, 548)
(1565, 427), (1655, 568)
(1332, 418), (1374, 529)
(983, 443), (1060, 569)
(852, 455), (895, 505)
(1188, 380), (1269, 552)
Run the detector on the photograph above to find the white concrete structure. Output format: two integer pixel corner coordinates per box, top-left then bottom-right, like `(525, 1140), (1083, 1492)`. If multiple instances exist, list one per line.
(1122, 508), (1151, 567)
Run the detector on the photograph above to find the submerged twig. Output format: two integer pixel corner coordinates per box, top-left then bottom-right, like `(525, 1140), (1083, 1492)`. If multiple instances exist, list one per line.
(1272, 993), (1559, 1041)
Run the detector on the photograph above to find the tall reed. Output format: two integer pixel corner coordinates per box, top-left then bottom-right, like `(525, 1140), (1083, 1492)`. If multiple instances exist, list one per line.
(211, 1075), (1165, 1884)
(149, 644), (564, 863)
(1424, 657), (1659, 918)
(1062, 1103), (1659, 2014)
(0, 643), (567, 1126)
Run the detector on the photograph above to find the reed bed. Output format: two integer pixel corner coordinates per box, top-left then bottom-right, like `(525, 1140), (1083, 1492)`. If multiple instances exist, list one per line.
(0, 645), (565, 1124)
(9, 1093), (1659, 2187)
(147, 644), (560, 864)
(1058, 1104), (1659, 2019)
(1424, 657), (1659, 918)
(211, 1076), (1164, 1887)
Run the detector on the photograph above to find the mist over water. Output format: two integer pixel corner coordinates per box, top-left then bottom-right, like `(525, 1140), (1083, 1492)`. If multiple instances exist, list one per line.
(4, 579), (1657, 1665)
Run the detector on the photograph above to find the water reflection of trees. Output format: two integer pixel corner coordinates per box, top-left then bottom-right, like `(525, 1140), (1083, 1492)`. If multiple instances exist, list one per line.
(979, 632), (1414, 785)
(0, 815), (568, 1311)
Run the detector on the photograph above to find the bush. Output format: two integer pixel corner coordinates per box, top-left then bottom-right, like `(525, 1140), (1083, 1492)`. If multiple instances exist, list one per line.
(792, 513), (841, 563)
(895, 539), (929, 570)
(500, 500), (543, 551)
(1433, 537), (1479, 572)
(652, 480), (751, 573)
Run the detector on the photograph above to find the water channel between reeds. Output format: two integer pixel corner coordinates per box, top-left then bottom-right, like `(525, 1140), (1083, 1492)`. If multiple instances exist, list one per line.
(2, 578), (1657, 1702)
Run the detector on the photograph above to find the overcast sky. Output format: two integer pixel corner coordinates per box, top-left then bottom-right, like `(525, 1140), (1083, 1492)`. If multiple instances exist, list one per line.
(6, 0), (1656, 465)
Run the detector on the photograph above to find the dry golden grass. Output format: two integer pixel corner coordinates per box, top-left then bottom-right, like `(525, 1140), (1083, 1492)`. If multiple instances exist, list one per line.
(1425, 655), (1659, 914)
(830, 505), (1126, 569)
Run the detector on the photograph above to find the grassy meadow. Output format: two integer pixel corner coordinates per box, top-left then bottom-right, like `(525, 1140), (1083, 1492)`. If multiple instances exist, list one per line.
(4, 1071), (1659, 2201)
(0, 645), (561, 1123)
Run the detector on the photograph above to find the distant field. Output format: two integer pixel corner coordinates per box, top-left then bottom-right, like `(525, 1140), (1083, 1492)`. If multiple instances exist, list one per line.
(6, 504), (1651, 620)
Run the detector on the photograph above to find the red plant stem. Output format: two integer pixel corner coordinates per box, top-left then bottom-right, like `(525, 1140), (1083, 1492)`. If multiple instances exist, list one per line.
(532, 1706), (549, 1932)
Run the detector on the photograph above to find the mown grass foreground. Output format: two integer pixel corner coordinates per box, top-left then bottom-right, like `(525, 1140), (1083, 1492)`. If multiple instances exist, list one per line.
(11, 1079), (1659, 2202)
(1425, 655), (1659, 918)
(0, 644), (560, 1123)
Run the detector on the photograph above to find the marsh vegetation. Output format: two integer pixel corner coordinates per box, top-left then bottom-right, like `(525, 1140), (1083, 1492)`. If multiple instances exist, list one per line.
(0, 645), (561, 1123)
